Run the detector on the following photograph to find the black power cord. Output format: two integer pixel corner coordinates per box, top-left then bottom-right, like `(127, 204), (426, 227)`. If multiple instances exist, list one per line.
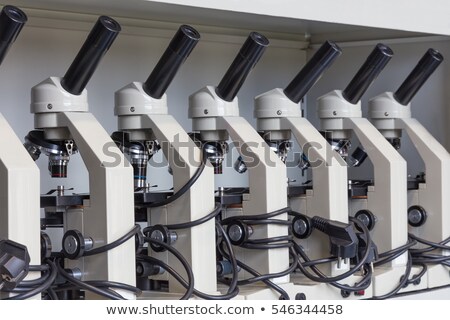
(4, 260), (58, 300)
(139, 221), (240, 300)
(294, 217), (373, 284)
(217, 241), (290, 299)
(148, 147), (208, 208)
(143, 237), (194, 300)
(236, 248), (298, 286)
(53, 281), (142, 297)
(2, 225), (142, 300)
(221, 207), (291, 225)
(56, 260), (124, 300)
(16, 267), (52, 288)
(83, 225), (140, 257)
(142, 203), (222, 234)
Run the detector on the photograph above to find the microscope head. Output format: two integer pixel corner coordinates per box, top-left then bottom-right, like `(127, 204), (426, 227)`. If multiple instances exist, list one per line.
(113, 25), (200, 188)
(318, 43), (393, 159)
(254, 41), (342, 166)
(25, 16), (121, 177)
(369, 48), (443, 147)
(115, 25), (200, 120)
(189, 32), (269, 174)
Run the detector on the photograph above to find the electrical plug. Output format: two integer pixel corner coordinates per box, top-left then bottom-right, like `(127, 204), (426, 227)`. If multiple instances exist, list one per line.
(311, 216), (358, 266)
(352, 231), (378, 265)
(0, 240), (30, 291)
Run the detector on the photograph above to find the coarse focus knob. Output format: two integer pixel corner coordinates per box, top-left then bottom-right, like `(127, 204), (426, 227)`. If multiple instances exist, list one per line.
(354, 210), (376, 231)
(62, 230), (93, 260)
(40, 232), (52, 260)
(147, 225), (178, 252)
(408, 205), (427, 227)
(227, 221), (253, 246)
(291, 215), (312, 239)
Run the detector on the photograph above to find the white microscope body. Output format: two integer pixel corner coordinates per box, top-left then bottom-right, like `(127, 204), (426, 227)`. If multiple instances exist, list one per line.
(369, 48), (450, 289)
(26, 17), (136, 299)
(114, 25), (216, 296)
(254, 41), (372, 299)
(0, 6), (40, 299)
(189, 33), (291, 299)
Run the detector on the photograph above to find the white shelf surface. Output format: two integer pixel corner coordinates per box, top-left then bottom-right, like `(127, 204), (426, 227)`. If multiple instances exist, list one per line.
(5, 0), (447, 42)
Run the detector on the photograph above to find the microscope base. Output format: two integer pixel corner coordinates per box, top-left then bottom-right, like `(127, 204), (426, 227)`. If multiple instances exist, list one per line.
(427, 264), (450, 288)
(372, 265), (427, 297)
(289, 273), (372, 300)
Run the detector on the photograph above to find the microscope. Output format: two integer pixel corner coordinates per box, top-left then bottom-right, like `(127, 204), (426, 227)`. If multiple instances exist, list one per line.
(0, 5), (40, 299)
(368, 49), (450, 289)
(317, 44), (425, 297)
(23, 16), (136, 299)
(112, 25), (217, 296)
(254, 41), (372, 299)
(189, 32), (292, 299)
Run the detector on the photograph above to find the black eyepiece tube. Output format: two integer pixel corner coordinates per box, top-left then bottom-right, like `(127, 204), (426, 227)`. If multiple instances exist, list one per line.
(216, 32), (269, 102)
(394, 49), (443, 106)
(284, 40), (342, 104)
(342, 43), (393, 104)
(143, 25), (200, 99)
(61, 16), (121, 95)
(0, 5), (27, 66)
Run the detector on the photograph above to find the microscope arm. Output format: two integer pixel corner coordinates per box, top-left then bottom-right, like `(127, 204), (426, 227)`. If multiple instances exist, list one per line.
(141, 114), (208, 195)
(139, 113), (217, 293)
(399, 117), (450, 241)
(344, 117), (408, 265)
(281, 117), (348, 222)
(0, 114), (40, 298)
(57, 112), (136, 298)
(218, 116), (289, 281)
(220, 116), (287, 214)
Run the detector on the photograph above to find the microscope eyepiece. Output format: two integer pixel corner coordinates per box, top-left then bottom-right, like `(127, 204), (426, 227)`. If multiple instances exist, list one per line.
(61, 16), (121, 95)
(393, 48), (443, 105)
(169, 25), (200, 56)
(143, 25), (200, 99)
(216, 32), (269, 102)
(284, 40), (342, 104)
(342, 43), (393, 104)
(0, 5), (27, 66)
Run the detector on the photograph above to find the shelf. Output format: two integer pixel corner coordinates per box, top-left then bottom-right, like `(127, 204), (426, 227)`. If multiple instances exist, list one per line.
(5, 0), (445, 43)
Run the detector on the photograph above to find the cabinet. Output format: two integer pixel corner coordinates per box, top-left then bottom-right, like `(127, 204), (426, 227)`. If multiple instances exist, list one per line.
(1, 0), (449, 300)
